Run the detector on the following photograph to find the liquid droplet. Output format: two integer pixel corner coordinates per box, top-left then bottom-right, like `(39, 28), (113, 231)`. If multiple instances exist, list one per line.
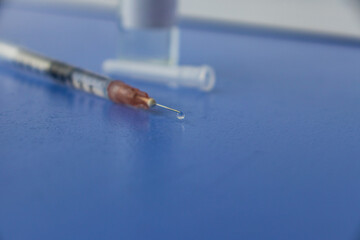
(177, 111), (185, 120)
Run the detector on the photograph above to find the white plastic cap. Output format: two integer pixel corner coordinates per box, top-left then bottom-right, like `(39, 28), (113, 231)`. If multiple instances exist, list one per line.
(121, 0), (177, 29)
(103, 60), (216, 92)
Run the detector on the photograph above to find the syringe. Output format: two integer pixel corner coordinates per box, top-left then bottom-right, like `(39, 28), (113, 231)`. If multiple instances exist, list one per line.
(0, 41), (184, 119)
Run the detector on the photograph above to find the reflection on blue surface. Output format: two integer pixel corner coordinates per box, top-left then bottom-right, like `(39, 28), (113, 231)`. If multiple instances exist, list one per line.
(1, 8), (360, 240)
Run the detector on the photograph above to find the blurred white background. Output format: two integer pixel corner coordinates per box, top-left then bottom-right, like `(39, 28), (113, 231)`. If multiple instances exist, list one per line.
(7, 0), (360, 38)
(181, 0), (360, 38)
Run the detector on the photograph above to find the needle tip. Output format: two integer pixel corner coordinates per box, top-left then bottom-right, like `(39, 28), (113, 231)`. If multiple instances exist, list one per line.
(155, 103), (185, 120)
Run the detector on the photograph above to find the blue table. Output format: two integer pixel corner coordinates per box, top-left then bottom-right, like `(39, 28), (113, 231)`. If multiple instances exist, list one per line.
(1, 8), (360, 240)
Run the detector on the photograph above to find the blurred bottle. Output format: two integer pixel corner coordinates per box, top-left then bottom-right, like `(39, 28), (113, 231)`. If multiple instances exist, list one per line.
(117, 0), (179, 65)
(105, 0), (216, 91)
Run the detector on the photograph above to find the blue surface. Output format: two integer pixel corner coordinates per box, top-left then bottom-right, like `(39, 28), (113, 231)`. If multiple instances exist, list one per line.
(1, 9), (360, 240)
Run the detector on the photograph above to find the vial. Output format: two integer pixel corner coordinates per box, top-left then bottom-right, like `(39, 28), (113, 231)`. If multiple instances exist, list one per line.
(117, 0), (179, 65)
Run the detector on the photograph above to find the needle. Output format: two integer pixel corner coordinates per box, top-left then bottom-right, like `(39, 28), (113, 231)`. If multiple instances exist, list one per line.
(156, 103), (181, 113)
(156, 103), (185, 120)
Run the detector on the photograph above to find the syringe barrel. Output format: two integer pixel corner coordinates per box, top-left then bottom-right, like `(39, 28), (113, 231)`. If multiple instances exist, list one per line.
(0, 41), (111, 98)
